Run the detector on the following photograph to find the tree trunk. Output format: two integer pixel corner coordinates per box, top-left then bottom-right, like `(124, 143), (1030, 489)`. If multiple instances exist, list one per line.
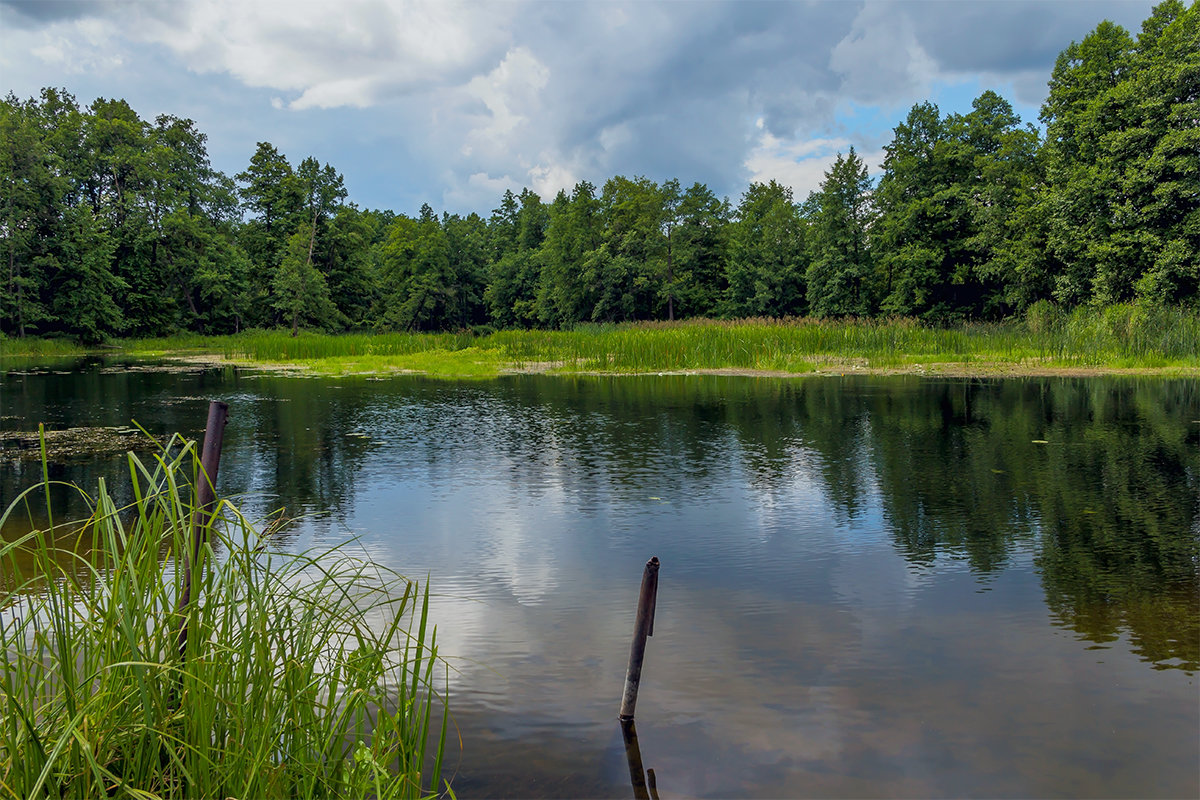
(185, 284), (200, 318)
(9, 242), (22, 337)
(666, 230), (675, 322)
(307, 206), (318, 266)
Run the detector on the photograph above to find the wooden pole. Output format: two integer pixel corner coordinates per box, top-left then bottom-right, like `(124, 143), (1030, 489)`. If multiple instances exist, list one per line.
(619, 556), (659, 721)
(176, 400), (229, 658)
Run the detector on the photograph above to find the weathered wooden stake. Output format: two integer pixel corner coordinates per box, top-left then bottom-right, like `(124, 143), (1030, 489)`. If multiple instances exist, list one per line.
(619, 556), (659, 721)
(176, 400), (229, 658)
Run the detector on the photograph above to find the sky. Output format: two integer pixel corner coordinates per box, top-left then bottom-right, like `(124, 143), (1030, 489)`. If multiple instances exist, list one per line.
(1, 0), (1158, 217)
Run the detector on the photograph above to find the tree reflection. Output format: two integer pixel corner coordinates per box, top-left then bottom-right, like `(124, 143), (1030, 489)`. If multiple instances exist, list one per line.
(863, 378), (1198, 670)
(3, 362), (1197, 672)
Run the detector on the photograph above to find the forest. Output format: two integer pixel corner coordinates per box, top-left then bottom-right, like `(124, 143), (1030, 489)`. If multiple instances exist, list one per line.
(0, 1), (1196, 343)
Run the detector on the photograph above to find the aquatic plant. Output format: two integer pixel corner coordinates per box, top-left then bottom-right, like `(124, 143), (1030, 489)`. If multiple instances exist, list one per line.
(0, 435), (448, 799)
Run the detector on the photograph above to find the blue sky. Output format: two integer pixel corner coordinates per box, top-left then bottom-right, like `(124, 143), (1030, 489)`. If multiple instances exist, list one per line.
(1, 1), (1158, 217)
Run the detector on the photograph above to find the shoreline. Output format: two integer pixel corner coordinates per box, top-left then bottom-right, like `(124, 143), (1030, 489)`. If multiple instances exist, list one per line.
(155, 352), (1200, 380)
(3, 349), (1198, 380)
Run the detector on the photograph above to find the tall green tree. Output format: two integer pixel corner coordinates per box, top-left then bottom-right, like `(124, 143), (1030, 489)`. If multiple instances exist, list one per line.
(144, 115), (249, 332)
(806, 147), (875, 317)
(1036, 2), (1200, 308)
(376, 206), (457, 331)
(82, 97), (173, 334)
(957, 92), (1046, 316)
(671, 182), (730, 318)
(1040, 19), (1139, 305)
(1125, 1), (1199, 304)
(49, 206), (126, 343)
(322, 206), (380, 328)
(596, 175), (667, 322)
(874, 93), (1045, 322)
(535, 182), (604, 326)
(272, 223), (339, 336)
(722, 180), (807, 318)
(0, 94), (54, 336)
(237, 142), (301, 324)
(873, 102), (977, 322)
(659, 178), (681, 321)
(486, 188), (545, 328)
(442, 212), (490, 329)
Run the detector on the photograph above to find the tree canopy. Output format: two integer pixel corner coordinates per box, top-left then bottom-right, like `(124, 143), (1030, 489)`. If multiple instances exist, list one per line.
(2, 2), (1195, 340)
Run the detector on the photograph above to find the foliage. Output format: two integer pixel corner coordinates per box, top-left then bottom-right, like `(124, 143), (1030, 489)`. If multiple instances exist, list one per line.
(721, 181), (808, 319)
(273, 223), (341, 336)
(1040, 0), (1200, 307)
(806, 147), (875, 318)
(1, 3), (1196, 342)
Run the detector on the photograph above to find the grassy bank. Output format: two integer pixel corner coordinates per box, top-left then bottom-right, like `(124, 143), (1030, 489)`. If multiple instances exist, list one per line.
(3, 304), (1197, 377)
(0, 437), (447, 799)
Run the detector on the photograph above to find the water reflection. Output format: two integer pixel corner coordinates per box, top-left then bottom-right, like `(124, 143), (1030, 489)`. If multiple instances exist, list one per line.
(620, 720), (658, 800)
(2, 363), (1197, 797)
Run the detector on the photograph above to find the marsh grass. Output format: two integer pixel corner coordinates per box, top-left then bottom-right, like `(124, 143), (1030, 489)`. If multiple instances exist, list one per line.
(66, 304), (1200, 376)
(0, 434), (448, 799)
(0, 337), (88, 359)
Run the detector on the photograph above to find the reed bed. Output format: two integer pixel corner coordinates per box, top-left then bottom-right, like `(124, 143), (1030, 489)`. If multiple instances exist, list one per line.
(485, 306), (1199, 373)
(0, 436), (448, 799)
(18, 303), (1198, 375)
(0, 337), (88, 359)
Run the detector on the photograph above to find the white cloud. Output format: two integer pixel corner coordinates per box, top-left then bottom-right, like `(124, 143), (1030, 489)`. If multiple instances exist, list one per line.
(441, 170), (518, 212)
(21, 17), (123, 74)
(134, 0), (517, 108)
(526, 162), (579, 202)
(461, 47), (549, 157)
(291, 77), (378, 111)
(830, 3), (938, 107)
(744, 132), (883, 200)
(433, 44), (582, 207)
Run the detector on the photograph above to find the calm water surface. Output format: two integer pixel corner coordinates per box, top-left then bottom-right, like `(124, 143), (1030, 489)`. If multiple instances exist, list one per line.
(2, 361), (1198, 798)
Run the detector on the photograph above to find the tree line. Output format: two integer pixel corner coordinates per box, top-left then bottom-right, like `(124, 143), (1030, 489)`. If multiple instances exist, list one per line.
(1, 1), (1195, 342)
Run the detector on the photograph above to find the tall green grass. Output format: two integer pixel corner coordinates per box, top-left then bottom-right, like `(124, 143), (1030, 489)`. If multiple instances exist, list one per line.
(0, 435), (448, 799)
(0, 337), (88, 360)
(45, 303), (1200, 375)
(487, 306), (1200, 373)
(0, 335), (87, 367)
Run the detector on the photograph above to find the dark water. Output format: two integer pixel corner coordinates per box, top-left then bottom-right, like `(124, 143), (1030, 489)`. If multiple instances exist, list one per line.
(2, 361), (1198, 798)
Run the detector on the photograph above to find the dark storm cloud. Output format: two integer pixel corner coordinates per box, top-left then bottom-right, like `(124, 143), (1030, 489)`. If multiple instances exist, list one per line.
(908, 0), (1156, 73)
(2, 0), (1162, 212)
(1, 0), (186, 28)
(494, 1), (860, 194)
(1, 1), (99, 26)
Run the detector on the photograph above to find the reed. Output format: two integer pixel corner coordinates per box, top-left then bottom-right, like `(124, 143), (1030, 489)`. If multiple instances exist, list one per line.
(0, 435), (448, 799)
(484, 307), (1199, 373)
(0, 337), (87, 359)
(85, 304), (1200, 375)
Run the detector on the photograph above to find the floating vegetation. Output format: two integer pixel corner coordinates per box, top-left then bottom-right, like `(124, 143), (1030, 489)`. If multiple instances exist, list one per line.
(0, 426), (164, 461)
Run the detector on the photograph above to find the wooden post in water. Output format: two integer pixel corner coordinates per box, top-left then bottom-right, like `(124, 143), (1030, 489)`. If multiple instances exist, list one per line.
(176, 401), (229, 658)
(619, 556), (659, 721)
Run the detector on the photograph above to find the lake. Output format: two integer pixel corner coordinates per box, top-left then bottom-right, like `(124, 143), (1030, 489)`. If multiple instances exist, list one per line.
(2, 360), (1197, 797)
